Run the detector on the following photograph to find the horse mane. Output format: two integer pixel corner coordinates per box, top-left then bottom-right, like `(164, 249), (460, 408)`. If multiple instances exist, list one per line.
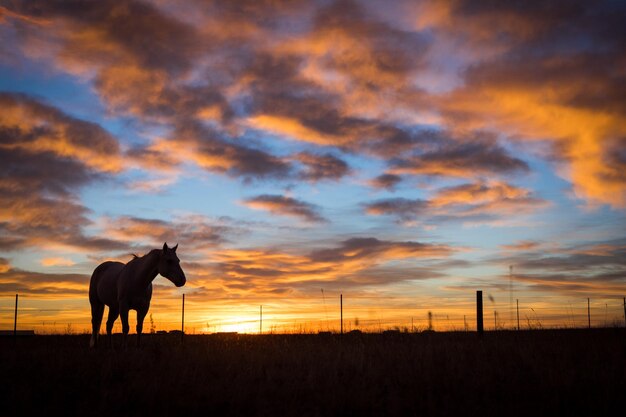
(129, 249), (161, 263)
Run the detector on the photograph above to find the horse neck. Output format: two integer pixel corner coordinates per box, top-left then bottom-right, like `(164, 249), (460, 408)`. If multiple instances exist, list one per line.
(134, 250), (161, 289)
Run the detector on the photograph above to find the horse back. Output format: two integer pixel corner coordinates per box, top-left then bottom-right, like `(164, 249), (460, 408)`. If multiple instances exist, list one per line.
(89, 261), (124, 307)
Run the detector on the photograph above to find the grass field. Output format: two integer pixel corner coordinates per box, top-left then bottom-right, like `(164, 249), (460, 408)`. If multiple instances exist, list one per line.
(1, 329), (624, 416)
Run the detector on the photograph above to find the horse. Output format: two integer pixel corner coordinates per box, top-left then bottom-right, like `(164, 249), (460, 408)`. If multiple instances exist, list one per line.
(89, 242), (186, 348)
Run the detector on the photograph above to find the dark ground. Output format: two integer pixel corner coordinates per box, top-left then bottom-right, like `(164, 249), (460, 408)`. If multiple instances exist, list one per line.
(1, 329), (625, 417)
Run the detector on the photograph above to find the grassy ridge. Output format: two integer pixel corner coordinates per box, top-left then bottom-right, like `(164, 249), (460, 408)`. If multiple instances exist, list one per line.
(1, 329), (624, 416)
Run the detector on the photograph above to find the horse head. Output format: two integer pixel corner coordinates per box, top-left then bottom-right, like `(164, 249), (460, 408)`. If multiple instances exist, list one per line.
(158, 242), (186, 287)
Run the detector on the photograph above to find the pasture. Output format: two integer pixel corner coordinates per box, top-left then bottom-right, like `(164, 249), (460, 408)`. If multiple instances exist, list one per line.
(1, 329), (624, 417)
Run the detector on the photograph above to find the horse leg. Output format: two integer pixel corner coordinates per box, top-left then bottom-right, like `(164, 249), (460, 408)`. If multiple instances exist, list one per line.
(120, 302), (130, 348)
(106, 306), (119, 349)
(90, 301), (105, 348)
(136, 308), (148, 347)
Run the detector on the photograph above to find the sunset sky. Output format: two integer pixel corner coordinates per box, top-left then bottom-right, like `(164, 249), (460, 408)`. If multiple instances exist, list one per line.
(1, 0), (625, 334)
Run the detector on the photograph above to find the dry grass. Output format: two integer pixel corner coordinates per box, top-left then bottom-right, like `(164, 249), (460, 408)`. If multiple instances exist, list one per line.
(1, 329), (624, 416)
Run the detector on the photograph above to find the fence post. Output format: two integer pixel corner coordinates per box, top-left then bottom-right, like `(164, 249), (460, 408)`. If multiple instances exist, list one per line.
(587, 298), (591, 329)
(260, 305), (262, 335)
(476, 290), (483, 336)
(340, 294), (343, 335)
(181, 293), (185, 344)
(14, 294), (18, 341)
(516, 299), (520, 331)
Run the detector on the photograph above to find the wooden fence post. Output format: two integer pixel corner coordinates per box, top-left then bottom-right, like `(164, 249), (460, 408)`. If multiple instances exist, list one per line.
(340, 294), (343, 335)
(477, 291), (483, 336)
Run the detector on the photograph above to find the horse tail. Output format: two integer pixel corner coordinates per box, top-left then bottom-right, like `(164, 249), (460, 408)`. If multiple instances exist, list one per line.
(89, 262), (107, 304)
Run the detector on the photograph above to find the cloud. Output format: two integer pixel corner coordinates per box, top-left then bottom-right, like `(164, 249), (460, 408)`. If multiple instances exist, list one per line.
(0, 92), (128, 252)
(428, 0), (626, 206)
(0, 257), (10, 273)
(364, 181), (548, 223)
(0, 266), (89, 298)
(294, 152), (350, 182)
(500, 240), (542, 251)
(369, 173), (402, 190)
(309, 237), (453, 263)
(206, 236), (455, 295)
(487, 238), (626, 296)
(504, 241), (626, 273)
(2, 0), (625, 209)
(0, 92), (122, 172)
(41, 257), (76, 267)
(502, 272), (626, 297)
(247, 95), (420, 155)
(243, 195), (327, 223)
(429, 182), (548, 217)
(365, 198), (429, 223)
(388, 131), (529, 178)
(101, 214), (233, 250)
(172, 121), (292, 180)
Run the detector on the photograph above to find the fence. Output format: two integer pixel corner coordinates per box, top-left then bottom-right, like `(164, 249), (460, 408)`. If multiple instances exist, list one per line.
(2, 292), (625, 335)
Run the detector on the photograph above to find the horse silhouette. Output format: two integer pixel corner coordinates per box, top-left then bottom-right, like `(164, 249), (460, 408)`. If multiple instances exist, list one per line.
(89, 242), (186, 348)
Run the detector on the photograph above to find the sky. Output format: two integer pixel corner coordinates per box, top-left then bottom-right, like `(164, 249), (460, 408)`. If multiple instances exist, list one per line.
(0, 0), (625, 334)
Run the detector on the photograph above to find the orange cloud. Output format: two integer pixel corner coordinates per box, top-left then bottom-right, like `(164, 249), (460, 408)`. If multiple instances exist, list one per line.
(184, 237), (455, 299)
(41, 257), (76, 267)
(441, 86), (626, 207)
(0, 93), (128, 252)
(424, 1), (626, 207)
(0, 93), (123, 173)
(365, 181), (548, 224)
(243, 195), (327, 224)
(0, 5), (50, 26)
(500, 241), (542, 252)
(430, 182), (548, 218)
(3, 0), (624, 211)
(0, 257), (10, 273)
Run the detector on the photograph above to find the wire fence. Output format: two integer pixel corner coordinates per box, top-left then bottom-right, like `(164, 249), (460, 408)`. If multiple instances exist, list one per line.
(1, 294), (625, 335)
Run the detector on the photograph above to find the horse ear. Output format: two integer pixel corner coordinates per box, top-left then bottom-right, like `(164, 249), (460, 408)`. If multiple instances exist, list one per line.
(172, 243), (178, 252)
(163, 242), (168, 252)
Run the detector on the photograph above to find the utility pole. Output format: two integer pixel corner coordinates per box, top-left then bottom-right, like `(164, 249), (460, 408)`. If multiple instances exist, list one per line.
(516, 299), (520, 331)
(587, 298), (591, 329)
(260, 305), (263, 335)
